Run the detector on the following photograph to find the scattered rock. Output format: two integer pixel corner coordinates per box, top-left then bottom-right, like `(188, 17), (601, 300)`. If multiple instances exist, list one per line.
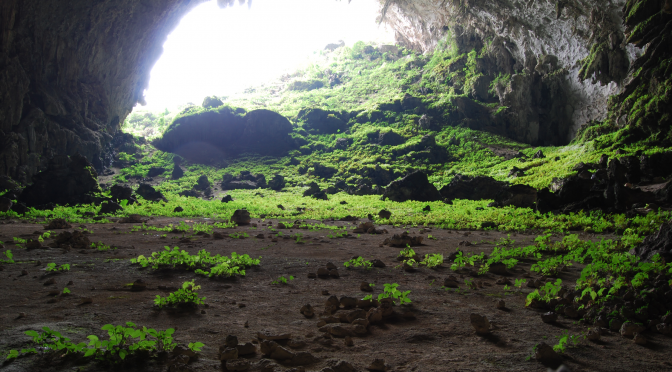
(45, 218), (72, 230)
(383, 232), (423, 247)
(135, 183), (167, 202)
(620, 322), (646, 338)
(219, 347), (238, 360)
(300, 304), (315, 318)
(339, 297), (357, 309)
(378, 209), (392, 219)
(443, 276), (460, 288)
(488, 262), (508, 275)
(382, 171), (444, 202)
(236, 342), (256, 355)
(257, 330), (291, 341)
(495, 300), (505, 310)
(98, 201), (123, 215)
(226, 359), (251, 371)
(470, 313), (490, 334)
(541, 312), (558, 324)
(268, 174), (286, 191)
(221, 195), (233, 203)
(173, 206), (184, 213)
(586, 329), (601, 341)
(371, 259), (386, 268)
(344, 336), (354, 347)
(633, 333), (647, 345)
(360, 282), (373, 292)
(319, 324), (354, 338)
(535, 342), (560, 363)
(231, 209), (251, 225)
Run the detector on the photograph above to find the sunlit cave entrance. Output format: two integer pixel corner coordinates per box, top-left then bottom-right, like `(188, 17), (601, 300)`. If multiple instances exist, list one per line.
(124, 0), (394, 141)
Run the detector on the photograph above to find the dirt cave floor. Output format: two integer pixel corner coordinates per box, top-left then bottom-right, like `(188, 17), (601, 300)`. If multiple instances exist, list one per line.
(0, 217), (671, 372)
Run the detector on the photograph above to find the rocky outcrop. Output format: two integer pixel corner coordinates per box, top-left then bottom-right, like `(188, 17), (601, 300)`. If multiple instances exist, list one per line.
(439, 174), (537, 208)
(382, 171), (443, 202)
(222, 171), (267, 190)
(154, 106), (298, 162)
(297, 108), (349, 134)
(381, 0), (635, 143)
(18, 154), (100, 207)
(0, 0), (211, 181)
(536, 154), (672, 213)
(606, 0), (672, 144)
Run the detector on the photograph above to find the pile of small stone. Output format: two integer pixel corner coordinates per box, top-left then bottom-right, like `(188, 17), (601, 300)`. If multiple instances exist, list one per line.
(352, 222), (388, 234)
(382, 232), (423, 247)
(308, 262), (340, 279)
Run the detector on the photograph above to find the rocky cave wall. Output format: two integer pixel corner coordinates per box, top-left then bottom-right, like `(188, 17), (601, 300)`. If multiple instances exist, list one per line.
(0, 0), (212, 184)
(380, 0), (638, 144)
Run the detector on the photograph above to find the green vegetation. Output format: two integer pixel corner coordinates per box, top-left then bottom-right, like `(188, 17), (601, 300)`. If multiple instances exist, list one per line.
(131, 247), (260, 278)
(271, 275), (295, 284)
(154, 281), (206, 308)
(419, 253), (443, 268)
(1, 250), (13, 264)
(6, 323), (202, 364)
(377, 283), (411, 305)
(343, 256), (373, 269)
(45, 263), (70, 272)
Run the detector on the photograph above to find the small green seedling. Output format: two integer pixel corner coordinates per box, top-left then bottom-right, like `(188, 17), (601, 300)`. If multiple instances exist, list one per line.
(154, 281), (205, 308)
(271, 275), (295, 284)
(344, 257), (373, 269)
(46, 263), (70, 272)
(377, 283), (411, 305)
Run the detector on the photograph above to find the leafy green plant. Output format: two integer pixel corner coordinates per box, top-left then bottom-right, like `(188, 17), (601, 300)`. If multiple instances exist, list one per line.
(419, 253), (443, 268)
(1, 250), (13, 264)
(271, 275), (295, 284)
(131, 247), (260, 277)
(154, 281), (205, 309)
(377, 283), (411, 305)
(91, 242), (115, 251)
(398, 247), (416, 259)
(526, 279), (563, 306)
(62, 288), (71, 295)
(343, 256), (373, 269)
(46, 263), (70, 272)
(553, 330), (585, 353)
(6, 323), (197, 364)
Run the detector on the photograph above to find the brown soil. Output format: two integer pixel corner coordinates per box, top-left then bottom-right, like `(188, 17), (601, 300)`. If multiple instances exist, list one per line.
(1, 218), (671, 372)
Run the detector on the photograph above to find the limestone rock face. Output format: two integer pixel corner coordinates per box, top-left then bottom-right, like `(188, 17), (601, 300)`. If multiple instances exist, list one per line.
(18, 154), (101, 207)
(380, 0), (635, 144)
(0, 0), (211, 180)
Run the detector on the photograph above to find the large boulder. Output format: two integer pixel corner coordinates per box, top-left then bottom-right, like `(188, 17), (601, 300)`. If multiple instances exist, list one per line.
(153, 106), (297, 162)
(297, 108), (348, 134)
(136, 184), (167, 202)
(221, 171), (266, 190)
(268, 175), (286, 191)
(439, 175), (508, 202)
(377, 131), (406, 146)
(202, 96), (224, 108)
(490, 184), (537, 208)
(19, 154), (101, 207)
(382, 171), (443, 202)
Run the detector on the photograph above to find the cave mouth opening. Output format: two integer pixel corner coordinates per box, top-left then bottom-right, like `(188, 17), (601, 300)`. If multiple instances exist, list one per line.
(139, 0), (393, 114)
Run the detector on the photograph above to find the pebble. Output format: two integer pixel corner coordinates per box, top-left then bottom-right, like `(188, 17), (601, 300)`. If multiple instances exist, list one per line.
(541, 312), (558, 324)
(495, 300), (505, 310)
(367, 358), (389, 371)
(469, 313), (490, 334)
